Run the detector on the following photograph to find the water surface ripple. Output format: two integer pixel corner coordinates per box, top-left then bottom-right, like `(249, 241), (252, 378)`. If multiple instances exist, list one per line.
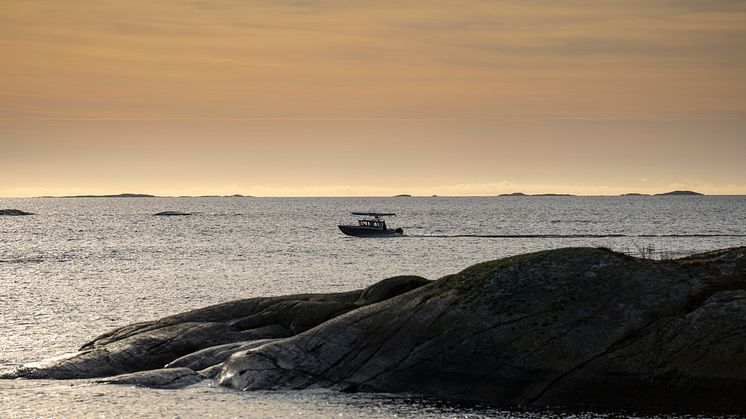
(1, 196), (744, 417)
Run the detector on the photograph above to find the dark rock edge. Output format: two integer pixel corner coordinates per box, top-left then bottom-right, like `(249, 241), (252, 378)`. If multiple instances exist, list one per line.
(0, 209), (34, 216)
(153, 211), (192, 216)
(4, 246), (746, 414)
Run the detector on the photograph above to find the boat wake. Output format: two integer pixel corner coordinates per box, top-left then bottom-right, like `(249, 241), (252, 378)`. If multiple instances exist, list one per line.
(408, 233), (746, 238)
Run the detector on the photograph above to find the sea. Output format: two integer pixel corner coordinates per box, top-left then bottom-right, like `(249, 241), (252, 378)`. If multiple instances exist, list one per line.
(1, 196), (744, 418)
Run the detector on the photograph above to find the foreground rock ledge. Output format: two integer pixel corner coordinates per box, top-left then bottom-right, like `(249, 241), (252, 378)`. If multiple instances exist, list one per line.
(5, 247), (746, 413)
(0, 209), (33, 216)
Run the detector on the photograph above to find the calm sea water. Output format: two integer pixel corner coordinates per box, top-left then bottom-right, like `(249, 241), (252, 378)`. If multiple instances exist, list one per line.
(1, 196), (744, 417)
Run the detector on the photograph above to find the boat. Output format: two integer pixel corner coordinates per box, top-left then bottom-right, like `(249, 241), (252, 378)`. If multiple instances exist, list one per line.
(338, 212), (404, 237)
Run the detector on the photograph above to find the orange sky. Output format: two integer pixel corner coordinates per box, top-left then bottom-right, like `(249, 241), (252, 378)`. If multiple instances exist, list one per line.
(1, 1), (745, 196)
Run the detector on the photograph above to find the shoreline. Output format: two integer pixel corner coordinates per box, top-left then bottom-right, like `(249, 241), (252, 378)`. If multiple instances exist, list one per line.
(6, 246), (746, 414)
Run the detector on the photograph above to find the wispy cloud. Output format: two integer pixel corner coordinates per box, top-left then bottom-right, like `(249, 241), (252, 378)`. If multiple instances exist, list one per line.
(0, 1), (744, 197)
(2, 0), (745, 120)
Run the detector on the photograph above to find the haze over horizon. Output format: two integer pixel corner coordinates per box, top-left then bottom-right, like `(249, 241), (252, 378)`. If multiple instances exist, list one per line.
(2, 1), (745, 197)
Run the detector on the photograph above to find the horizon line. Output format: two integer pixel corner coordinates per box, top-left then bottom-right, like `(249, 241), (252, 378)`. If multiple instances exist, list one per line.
(4, 193), (743, 200)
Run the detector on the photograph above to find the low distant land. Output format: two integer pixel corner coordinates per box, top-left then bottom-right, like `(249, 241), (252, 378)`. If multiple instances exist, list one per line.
(54, 193), (156, 198)
(654, 190), (705, 196)
(18, 190), (719, 200)
(534, 193), (575, 197)
(38, 193), (252, 199)
(498, 192), (577, 197)
(499, 190), (705, 197)
(0, 189), (728, 218)
(496, 192), (575, 196)
(621, 190), (704, 196)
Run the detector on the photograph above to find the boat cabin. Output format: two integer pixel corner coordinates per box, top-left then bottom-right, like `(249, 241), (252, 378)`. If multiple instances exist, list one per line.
(358, 219), (387, 229)
(338, 212), (402, 236)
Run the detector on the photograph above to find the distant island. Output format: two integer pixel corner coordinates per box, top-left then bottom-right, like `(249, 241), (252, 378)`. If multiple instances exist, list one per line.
(532, 193), (575, 197)
(41, 193), (253, 199)
(29, 191), (710, 199)
(498, 192), (575, 197)
(57, 193), (156, 198)
(0, 209), (34, 216)
(498, 191), (705, 197)
(655, 190), (704, 196)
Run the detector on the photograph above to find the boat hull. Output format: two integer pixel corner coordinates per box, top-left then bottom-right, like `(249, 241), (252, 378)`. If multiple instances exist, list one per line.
(338, 225), (404, 237)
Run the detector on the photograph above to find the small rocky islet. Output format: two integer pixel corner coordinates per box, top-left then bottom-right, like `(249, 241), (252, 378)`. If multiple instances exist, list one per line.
(4, 247), (746, 413)
(0, 209), (33, 216)
(153, 211), (192, 216)
(655, 190), (704, 196)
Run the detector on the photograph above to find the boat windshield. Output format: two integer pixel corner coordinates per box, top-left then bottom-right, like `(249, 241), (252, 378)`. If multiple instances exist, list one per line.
(358, 219), (386, 229)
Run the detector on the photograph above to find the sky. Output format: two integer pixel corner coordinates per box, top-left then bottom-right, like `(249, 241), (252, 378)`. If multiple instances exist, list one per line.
(1, 0), (745, 196)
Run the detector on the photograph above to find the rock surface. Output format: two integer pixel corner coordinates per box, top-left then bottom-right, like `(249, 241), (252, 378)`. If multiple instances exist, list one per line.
(96, 367), (203, 389)
(0, 209), (33, 216)
(4, 275), (429, 380)
(217, 247), (746, 412)
(5, 247), (746, 413)
(165, 339), (277, 377)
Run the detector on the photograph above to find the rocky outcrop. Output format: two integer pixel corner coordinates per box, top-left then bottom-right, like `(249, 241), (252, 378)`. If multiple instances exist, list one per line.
(96, 367), (203, 389)
(0, 209), (33, 216)
(216, 247), (746, 412)
(5, 247), (746, 413)
(165, 339), (277, 377)
(153, 211), (191, 216)
(4, 275), (429, 380)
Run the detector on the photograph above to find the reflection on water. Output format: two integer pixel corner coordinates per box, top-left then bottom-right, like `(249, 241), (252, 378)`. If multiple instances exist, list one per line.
(0, 379), (700, 418)
(0, 196), (744, 416)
